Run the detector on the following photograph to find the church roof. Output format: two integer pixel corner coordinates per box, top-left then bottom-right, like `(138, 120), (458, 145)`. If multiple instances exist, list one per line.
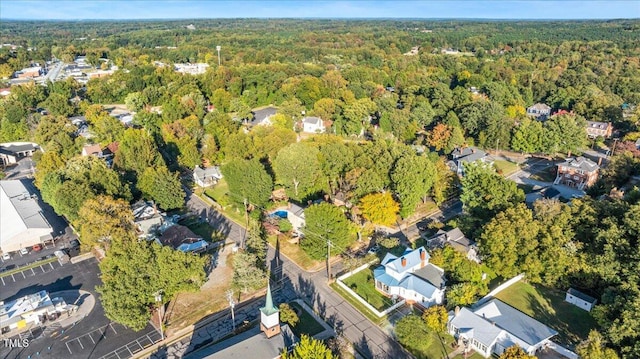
(260, 284), (279, 316)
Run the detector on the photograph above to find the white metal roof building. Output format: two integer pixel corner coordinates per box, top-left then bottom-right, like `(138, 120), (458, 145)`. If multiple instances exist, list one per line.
(0, 180), (53, 253)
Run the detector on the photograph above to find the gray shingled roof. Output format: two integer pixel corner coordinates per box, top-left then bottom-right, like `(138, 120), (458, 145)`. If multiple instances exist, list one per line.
(192, 324), (297, 359)
(302, 116), (322, 125)
(414, 264), (446, 289)
(567, 288), (597, 304)
(557, 157), (599, 172)
(474, 299), (558, 345)
(250, 106), (278, 126)
(450, 307), (503, 347)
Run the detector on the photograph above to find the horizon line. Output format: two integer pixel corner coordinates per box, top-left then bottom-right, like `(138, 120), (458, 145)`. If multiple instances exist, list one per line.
(1, 17), (638, 21)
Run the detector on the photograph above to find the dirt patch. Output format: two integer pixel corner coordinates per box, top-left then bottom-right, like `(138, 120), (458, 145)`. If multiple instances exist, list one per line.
(164, 250), (234, 335)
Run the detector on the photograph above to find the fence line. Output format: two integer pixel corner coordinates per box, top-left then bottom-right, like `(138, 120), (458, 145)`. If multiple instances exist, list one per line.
(474, 273), (525, 308)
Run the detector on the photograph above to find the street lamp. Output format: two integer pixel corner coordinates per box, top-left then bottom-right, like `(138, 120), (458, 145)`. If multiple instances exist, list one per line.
(154, 292), (164, 341)
(226, 290), (236, 332)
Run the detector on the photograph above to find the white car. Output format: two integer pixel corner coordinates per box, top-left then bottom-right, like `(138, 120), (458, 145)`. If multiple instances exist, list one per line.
(1, 252), (10, 261)
(19, 248), (29, 255)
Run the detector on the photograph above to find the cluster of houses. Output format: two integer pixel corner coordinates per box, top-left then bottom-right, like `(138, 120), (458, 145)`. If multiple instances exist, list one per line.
(242, 106), (327, 134)
(526, 103), (614, 139)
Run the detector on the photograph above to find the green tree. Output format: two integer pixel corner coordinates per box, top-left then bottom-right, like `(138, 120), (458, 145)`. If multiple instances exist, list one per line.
(97, 239), (206, 331)
(114, 128), (163, 175)
(138, 166), (185, 210)
(221, 159), (273, 207)
(279, 303), (299, 327)
(576, 330), (620, 359)
(41, 92), (74, 117)
(231, 251), (267, 294)
(76, 195), (135, 249)
(511, 118), (544, 153)
(273, 142), (323, 200)
(544, 113), (588, 154)
(447, 282), (480, 307)
(422, 305), (448, 333)
(359, 192), (399, 227)
(302, 203), (354, 260)
(479, 204), (540, 278)
(498, 346), (536, 359)
(460, 162), (524, 221)
(394, 315), (433, 357)
(34, 115), (80, 158)
(282, 334), (336, 359)
(89, 112), (125, 145)
(391, 155), (436, 217)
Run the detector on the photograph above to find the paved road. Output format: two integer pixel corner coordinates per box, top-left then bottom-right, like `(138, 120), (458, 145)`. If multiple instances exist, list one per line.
(184, 189), (246, 246)
(390, 200), (463, 244)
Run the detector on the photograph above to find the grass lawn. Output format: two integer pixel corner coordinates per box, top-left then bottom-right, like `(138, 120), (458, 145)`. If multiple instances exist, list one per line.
(180, 218), (224, 242)
(494, 281), (597, 346)
(202, 179), (247, 225)
(341, 267), (393, 311)
(266, 235), (324, 271)
(330, 282), (386, 325)
(419, 331), (457, 359)
(288, 302), (325, 337)
(493, 159), (520, 176)
(530, 168), (557, 182)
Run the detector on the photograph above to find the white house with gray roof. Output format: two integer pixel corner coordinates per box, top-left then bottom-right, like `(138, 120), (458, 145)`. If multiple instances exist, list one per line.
(448, 146), (491, 176)
(300, 116), (325, 133)
(373, 247), (445, 308)
(193, 166), (223, 187)
(0, 180), (53, 253)
(449, 299), (558, 357)
(248, 106), (278, 127)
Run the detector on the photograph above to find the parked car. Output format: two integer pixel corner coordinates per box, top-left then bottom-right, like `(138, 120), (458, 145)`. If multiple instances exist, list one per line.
(19, 248), (29, 255)
(1, 252), (10, 261)
(54, 250), (70, 264)
(69, 239), (81, 248)
(32, 244), (43, 252)
(367, 245), (380, 255)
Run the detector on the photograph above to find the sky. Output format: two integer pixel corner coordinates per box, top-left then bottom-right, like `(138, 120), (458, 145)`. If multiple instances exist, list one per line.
(0, 1), (638, 20)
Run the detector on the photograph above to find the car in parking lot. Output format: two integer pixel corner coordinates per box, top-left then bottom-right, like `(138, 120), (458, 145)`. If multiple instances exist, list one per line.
(20, 248), (29, 255)
(70, 239), (81, 248)
(1, 252), (10, 261)
(32, 244), (43, 252)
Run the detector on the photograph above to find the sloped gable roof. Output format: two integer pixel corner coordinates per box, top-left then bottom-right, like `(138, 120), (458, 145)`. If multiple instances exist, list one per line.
(383, 247), (429, 273)
(450, 307), (503, 346)
(557, 157), (599, 173)
(473, 299), (558, 346)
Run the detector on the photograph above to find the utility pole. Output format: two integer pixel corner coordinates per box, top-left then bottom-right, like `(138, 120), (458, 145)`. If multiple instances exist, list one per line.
(216, 46), (221, 66)
(327, 240), (332, 280)
(226, 290), (236, 332)
(610, 138), (619, 158)
(242, 198), (249, 249)
(154, 292), (164, 341)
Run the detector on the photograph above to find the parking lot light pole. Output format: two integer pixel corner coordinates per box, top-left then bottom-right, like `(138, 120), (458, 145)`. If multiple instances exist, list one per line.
(155, 292), (164, 341)
(226, 290), (236, 332)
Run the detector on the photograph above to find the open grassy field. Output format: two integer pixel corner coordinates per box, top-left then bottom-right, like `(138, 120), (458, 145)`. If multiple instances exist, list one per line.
(341, 267), (393, 311)
(493, 159), (520, 176)
(494, 281), (597, 346)
(266, 235), (324, 271)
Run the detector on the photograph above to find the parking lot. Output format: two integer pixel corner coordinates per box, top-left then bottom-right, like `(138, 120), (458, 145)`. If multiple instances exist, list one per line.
(0, 258), (156, 359)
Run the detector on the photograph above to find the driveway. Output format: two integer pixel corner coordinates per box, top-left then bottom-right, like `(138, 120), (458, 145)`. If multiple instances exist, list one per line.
(3, 157), (35, 180)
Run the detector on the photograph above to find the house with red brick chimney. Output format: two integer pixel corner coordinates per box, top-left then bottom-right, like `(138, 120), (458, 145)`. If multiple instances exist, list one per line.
(373, 246), (445, 308)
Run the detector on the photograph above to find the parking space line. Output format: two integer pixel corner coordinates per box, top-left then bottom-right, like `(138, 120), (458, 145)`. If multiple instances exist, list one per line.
(31, 268), (36, 275)
(11, 273), (15, 281)
(1, 277), (4, 285)
(77, 337), (84, 349)
(66, 341), (73, 354)
(88, 333), (95, 344)
(21, 271), (25, 279)
(41, 265), (45, 272)
(110, 322), (118, 334)
(49, 262), (54, 270)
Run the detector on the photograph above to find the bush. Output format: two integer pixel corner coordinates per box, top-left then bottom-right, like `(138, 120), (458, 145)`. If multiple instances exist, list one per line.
(394, 315), (433, 356)
(279, 303), (299, 327)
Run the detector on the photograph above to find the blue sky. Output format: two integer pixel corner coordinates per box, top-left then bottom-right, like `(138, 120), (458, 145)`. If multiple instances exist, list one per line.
(1, 1), (638, 20)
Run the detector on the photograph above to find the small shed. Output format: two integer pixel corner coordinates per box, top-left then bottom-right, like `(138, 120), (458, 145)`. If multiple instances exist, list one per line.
(565, 288), (597, 312)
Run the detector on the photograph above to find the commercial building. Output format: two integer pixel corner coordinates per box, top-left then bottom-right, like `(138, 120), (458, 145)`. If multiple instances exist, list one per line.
(0, 180), (53, 253)
(0, 291), (73, 335)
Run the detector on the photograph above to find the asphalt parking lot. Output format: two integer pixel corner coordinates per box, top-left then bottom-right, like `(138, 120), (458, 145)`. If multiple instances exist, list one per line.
(0, 258), (156, 359)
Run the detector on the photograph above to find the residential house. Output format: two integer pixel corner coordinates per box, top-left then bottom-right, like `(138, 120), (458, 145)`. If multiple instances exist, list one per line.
(271, 202), (306, 232)
(448, 299), (558, 358)
(586, 121), (613, 139)
(81, 144), (102, 157)
(249, 106), (278, 127)
(554, 157), (599, 190)
(300, 117), (325, 133)
(526, 103), (552, 121)
(373, 247), (446, 308)
(565, 288), (597, 312)
(158, 225), (208, 253)
(194, 285), (297, 359)
(427, 228), (480, 263)
(174, 63), (209, 75)
(15, 66), (42, 79)
(0, 291), (73, 335)
(448, 146), (490, 176)
(193, 166), (223, 187)
(0, 180), (53, 253)
(0, 142), (40, 166)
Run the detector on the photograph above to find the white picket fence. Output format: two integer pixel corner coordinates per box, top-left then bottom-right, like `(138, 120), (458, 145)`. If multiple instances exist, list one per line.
(336, 263), (405, 318)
